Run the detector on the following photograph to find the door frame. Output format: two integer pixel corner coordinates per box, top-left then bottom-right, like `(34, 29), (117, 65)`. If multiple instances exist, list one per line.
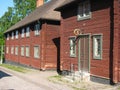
(78, 34), (91, 72)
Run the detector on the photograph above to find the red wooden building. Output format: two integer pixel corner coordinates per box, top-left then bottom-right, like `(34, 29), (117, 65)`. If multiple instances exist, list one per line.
(55, 0), (120, 84)
(4, 0), (64, 70)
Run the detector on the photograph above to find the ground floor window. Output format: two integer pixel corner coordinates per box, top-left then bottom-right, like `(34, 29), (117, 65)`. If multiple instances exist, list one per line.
(21, 46), (24, 56)
(34, 45), (40, 58)
(26, 46), (30, 57)
(6, 46), (9, 54)
(15, 46), (18, 55)
(11, 46), (14, 54)
(69, 36), (76, 57)
(93, 34), (102, 59)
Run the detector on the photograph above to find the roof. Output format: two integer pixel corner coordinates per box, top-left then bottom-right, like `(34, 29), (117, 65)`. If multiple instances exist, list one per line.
(55, 0), (77, 11)
(5, 0), (65, 33)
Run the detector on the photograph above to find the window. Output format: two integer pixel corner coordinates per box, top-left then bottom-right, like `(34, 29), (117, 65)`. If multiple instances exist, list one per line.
(93, 34), (102, 59)
(77, 0), (91, 20)
(15, 46), (18, 55)
(26, 27), (30, 37)
(21, 28), (25, 38)
(34, 24), (40, 36)
(21, 46), (24, 56)
(7, 34), (9, 40)
(34, 46), (40, 58)
(69, 37), (76, 57)
(6, 46), (9, 54)
(11, 32), (14, 39)
(26, 46), (30, 57)
(11, 46), (14, 54)
(15, 30), (18, 39)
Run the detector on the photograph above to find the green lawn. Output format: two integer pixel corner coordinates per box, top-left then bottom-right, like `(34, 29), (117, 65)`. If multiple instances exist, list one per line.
(0, 64), (29, 73)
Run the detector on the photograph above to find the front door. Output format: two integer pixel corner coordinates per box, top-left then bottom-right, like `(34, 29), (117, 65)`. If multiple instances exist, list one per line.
(78, 34), (90, 73)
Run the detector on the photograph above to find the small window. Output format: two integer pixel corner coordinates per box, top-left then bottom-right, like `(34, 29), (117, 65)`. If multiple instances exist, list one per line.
(69, 37), (76, 57)
(21, 28), (25, 38)
(11, 32), (14, 40)
(15, 30), (18, 39)
(26, 27), (30, 37)
(93, 34), (102, 59)
(15, 46), (18, 55)
(11, 46), (14, 54)
(34, 46), (40, 58)
(34, 24), (40, 36)
(26, 46), (30, 57)
(77, 0), (91, 21)
(7, 34), (9, 40)
(6, 46), (9, 54)
(21, 46), (24, 56)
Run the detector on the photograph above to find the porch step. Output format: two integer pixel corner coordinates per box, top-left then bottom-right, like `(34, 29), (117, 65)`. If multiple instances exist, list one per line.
(63, 71), (90, 82)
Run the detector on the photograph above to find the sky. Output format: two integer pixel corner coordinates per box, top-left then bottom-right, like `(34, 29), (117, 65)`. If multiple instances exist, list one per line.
(0, 0), (14, 18)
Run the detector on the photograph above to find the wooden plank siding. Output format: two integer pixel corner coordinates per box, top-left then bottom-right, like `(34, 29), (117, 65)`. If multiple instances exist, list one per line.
(60, 0), (111, 79)
(4, 20), (60, 70)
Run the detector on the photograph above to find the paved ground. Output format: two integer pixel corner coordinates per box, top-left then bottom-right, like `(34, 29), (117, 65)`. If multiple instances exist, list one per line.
(0, 66), (72, 90)
(0, 66), (120, 90)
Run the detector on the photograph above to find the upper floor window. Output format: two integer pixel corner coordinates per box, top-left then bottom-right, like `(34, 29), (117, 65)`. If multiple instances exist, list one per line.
(26, 27), (30, 37)
(93, 34), (102, 60)
(34, 24), (40, 36)
(77, 0), (91, 21)
(15, 30), (18, 39)
(7, 34), (9, 40)
(21, 28), (25, 38)
(69, 37), (76, 57)
(11, 32), (14, 40)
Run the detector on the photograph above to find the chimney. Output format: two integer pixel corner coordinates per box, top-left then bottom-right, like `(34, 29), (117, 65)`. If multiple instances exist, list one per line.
(36, 0), (44, 7)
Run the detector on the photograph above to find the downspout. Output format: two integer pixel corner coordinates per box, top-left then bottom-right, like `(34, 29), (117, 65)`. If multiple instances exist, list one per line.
(112, 0), (119, 83)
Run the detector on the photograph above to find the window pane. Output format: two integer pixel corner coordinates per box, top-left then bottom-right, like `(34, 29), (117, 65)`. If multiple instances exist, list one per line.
(93, 35), (102, 59)
(26, 46), (30, 57)
(16, 31), (18, 39)
(69, 37), (76, 57)
(34, 24), (40, 35)
(11, 46), (14, 54)
(7, 34), (9, 40)
(15, 46), (18, 55)
(34, 46), (40, 58)
(21, 28), (25, 38)
(11, 32), (14, 39)
(6, 46), (9, 54)
(26, 27), (30, 37)
(21, 46), (24, 56)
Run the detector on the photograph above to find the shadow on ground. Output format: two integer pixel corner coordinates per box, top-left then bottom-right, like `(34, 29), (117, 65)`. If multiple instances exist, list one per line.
(0, 70), (11, 79)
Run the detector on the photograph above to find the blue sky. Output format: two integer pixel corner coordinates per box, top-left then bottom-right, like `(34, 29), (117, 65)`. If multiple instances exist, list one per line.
(0, 0), (14, 18)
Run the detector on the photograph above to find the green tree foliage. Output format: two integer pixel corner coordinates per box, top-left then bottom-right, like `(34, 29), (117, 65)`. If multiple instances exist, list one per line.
(0, 0), (36, 45)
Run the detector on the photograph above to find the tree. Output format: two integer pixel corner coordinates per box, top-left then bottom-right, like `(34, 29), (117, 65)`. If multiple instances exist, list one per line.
(0, 0), (36, 45)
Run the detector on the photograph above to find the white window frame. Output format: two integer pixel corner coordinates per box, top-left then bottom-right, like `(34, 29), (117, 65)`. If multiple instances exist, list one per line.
(34, 45), (40, 59)
(7, 34), (9, 40)
(11, 46), (14, 54)
(15, 46), (18, 55)
(77, 0), (91, 21)
(93, 34), (103, 60)
(15, 30), (18, 39)
(26, 46), (30, 57)
(6, 46), (9, 54)
(21, 28), (25, 38)
(21, 46), (24, 56)
(34, 24), (40, 36)
(26, 27), (30, 37)
(69, 36), (76, 57)
(11, 32), (14, 40)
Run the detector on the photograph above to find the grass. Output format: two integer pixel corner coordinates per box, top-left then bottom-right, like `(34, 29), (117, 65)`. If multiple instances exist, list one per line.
(0, 64), (29, 73)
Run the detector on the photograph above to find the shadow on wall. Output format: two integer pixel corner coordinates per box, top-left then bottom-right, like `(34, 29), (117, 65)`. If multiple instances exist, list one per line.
(52, 37), (61, 74)
(0, 70), (11, 79)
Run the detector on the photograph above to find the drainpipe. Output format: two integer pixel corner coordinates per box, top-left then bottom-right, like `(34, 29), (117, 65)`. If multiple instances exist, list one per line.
(112, 0), (119, 83)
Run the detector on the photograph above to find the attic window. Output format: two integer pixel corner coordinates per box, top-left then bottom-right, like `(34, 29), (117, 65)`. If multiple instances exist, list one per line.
(77, 0), (91, 21)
